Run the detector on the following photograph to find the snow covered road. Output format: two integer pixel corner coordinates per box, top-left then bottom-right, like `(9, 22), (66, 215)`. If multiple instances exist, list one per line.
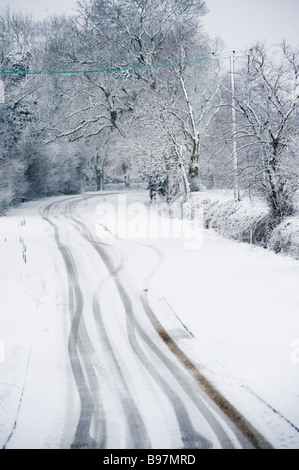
(1, 191), (298, 449)
(37, 194), (255, 449)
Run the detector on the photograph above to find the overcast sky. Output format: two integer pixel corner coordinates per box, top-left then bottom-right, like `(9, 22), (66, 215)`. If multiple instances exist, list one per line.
(3, 0), (299, 52)
(204, 0), (299, 51)
(3, 0), (78, 19)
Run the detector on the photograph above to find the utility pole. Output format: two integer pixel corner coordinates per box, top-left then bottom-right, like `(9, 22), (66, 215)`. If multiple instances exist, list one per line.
(230, 51), (240, 201)
(0, 79), (5, 103)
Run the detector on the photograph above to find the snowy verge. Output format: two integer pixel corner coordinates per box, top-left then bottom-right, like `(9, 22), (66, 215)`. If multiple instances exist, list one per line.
(0, 197), (77, 449)
(168, 190), (299, 260)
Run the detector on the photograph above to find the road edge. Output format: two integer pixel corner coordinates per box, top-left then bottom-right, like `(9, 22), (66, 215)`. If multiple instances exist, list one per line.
(140, 290), (273, 450)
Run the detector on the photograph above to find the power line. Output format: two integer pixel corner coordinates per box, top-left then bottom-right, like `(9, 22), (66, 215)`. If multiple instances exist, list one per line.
(0, 50), (240, 76)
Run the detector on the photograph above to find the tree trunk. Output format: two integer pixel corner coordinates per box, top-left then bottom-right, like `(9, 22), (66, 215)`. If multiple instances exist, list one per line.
(179, 75), (200, 181)
(96, 153), (106, 191)
(96, 168), (104, 191)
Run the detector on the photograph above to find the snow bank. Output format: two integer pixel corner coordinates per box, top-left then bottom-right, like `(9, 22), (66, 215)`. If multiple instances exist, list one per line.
(169, 191), (299, 260)
(268, 218), (299, 259)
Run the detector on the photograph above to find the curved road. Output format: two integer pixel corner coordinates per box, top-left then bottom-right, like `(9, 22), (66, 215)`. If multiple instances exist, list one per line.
(38, 193), (270, 449)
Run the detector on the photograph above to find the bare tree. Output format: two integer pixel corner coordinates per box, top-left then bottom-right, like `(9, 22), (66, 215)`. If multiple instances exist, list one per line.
(212, 43), (299, 221)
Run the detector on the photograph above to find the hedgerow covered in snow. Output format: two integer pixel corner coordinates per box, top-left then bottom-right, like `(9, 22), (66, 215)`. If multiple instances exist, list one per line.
(268, 218), (299, 259)
(168, 191), (299, 260)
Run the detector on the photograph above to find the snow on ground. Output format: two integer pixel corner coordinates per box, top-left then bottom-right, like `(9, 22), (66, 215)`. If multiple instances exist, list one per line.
(144, 231), (299, 449)
(0, 190), (299, 449)
(98, 190), (299, 449)
(0, 196), (77, 449)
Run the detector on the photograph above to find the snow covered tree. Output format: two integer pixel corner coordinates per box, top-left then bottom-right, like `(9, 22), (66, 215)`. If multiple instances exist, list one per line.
(0, 50), (32, 208)
(229, 43), (299, 220)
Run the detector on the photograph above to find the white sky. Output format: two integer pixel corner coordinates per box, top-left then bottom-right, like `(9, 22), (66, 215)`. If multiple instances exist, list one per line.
(204, 0), (299, 51)
(2, 0), (78, 18)
(2, 0), (299, 51)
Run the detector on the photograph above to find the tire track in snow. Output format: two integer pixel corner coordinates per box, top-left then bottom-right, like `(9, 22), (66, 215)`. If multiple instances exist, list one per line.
(43, 196), (150, 449)
(92, 282), (151, 449)
(68, 196), (214, 449)
(136, 233), (274, 450)
(65, 196), (152, 448)
(40, 200), (101, 449)
(70, 194), (273, 449)
(42, 193), (271, 449)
